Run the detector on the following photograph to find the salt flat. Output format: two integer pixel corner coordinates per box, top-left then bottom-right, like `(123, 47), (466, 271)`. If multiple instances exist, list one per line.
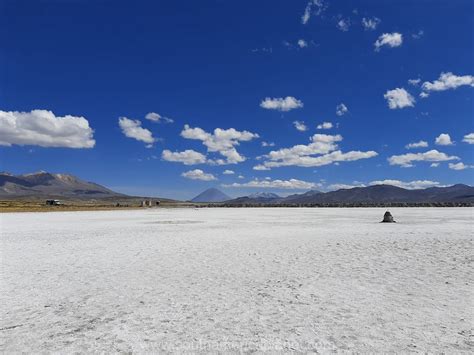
(1, 208), (473, 353)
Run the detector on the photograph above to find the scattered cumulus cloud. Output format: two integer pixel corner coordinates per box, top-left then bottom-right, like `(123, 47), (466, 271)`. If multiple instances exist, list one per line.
(317, 122), (333, 130)
(297, 39), (308, 48)
(388, 149), (459, 168)
(260, 96), (304, 112)
(405, 140), (428, 149)
(0, 109), (95, 148)
(119, 117), (155, 146)
(223, 178), (317, 190)
(253, 164), (271, 171)
(449, 162), (472, 171)
(408, 78), (421, 86)
(261, 141), (275, 147)
(284, 39), (316, 50)
(251, 47), (273, 54)
(361, 17), (380, 30)
(293, 121), (308, 132)
(301, 0), (327, 25)
(162, 149), (207, 165)
(374, 32), (403, 51)
(435, 133), (453, 146)
(336, 18), (350, 32)
(462, 133), (474, 144)
(420, 72), (474, 97)
(412, 30), (424, 39)
(181, 124), (259, 164)
(430, 163), (440, 168)
(255, 134), (377, 169)
(223, 169), (235, 175)
(145, 112), (174, 124)
(181, 169), (217, 181)
(384, 88), (415, 109)
(336, 103), (348, 116)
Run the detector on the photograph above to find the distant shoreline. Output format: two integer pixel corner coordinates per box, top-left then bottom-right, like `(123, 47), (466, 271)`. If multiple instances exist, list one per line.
(1, 201), (472, 213)
(0, 200), (195, 213)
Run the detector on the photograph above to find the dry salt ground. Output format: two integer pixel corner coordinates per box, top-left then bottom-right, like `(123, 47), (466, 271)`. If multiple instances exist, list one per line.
(1, 208), (473, 353)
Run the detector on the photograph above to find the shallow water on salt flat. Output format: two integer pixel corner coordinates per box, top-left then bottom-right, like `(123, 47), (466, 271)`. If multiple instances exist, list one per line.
(1, 208), (473, 353)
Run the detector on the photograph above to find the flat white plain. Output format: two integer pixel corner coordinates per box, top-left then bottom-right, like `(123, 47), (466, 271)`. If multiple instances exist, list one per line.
(1, 208), (473, 353)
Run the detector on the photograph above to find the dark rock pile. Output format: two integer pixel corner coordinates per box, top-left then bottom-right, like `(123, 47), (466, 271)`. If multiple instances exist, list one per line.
(381, 211), (396, 223)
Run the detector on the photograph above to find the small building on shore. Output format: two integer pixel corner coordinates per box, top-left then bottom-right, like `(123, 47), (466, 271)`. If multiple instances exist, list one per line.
(45, 199), (62, 206)
(140, 199), (161, 207)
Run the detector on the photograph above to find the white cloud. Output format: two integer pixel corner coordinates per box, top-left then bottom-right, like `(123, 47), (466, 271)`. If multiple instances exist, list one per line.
(0, 109), (95, 148)
(260, 96), (304, 112)
(162, 149), (207, 165)
(336, 103), (348, 116)
(361, 17), (380, 30)
(223, 169), (235, 175)
(405, 140), (428, 149)
(374, 32), (403, 51)
(301, 0), (326, 25)
(327, 183), (366, 190)
(253, 164), (271, 171)
(369, 179), (441, 189)
(118, 117), (155, 146)
(261, 141), (275, 147)
(420, 72), (474, 97)
(238, 175), (245, 179)
(285, 39), (314, 50)
(419, 92), (429, 98)
(293, 121), (308, 132)
(145, 112), (174, 123)
(430, 163), (440, 168)
(435, 133), (453, 146)
(181, 169), (217, 181)
(251, 47), (273, 54)
(462, 133), (474, 144)
(255, 134), (377, 169)
(388, 149), (459, 167)
(337, 18), (350, 32)
(223, 178), (317, 190)
(412, 30), (424, 39)
(384, 88), (415, 109)
(449, 162), (472, 171)
(408, 78), (421, 86)
(317, 122), (333, 130)
(181, 124), (259, 164)
(297, 39), (308, 48)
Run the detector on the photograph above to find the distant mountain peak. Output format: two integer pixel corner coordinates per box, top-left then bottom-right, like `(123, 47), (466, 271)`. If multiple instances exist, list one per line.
(0, 171), (123, 199)
(302, 189), (322, 195)
(191, 188), (231, 202)
(22, 170), (48, 176)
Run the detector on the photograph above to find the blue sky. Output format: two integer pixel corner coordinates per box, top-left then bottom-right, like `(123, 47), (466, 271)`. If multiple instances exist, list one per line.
(1, 0), (473, 200)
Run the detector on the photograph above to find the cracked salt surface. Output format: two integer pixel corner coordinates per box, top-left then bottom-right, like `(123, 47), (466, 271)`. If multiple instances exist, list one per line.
(1, 208), (473, 352)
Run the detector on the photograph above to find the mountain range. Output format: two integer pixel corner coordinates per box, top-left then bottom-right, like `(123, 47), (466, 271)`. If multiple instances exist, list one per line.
(2, 172), (473, 204)
(0, 171), (124, 199)
(222, 184), (474, 204)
